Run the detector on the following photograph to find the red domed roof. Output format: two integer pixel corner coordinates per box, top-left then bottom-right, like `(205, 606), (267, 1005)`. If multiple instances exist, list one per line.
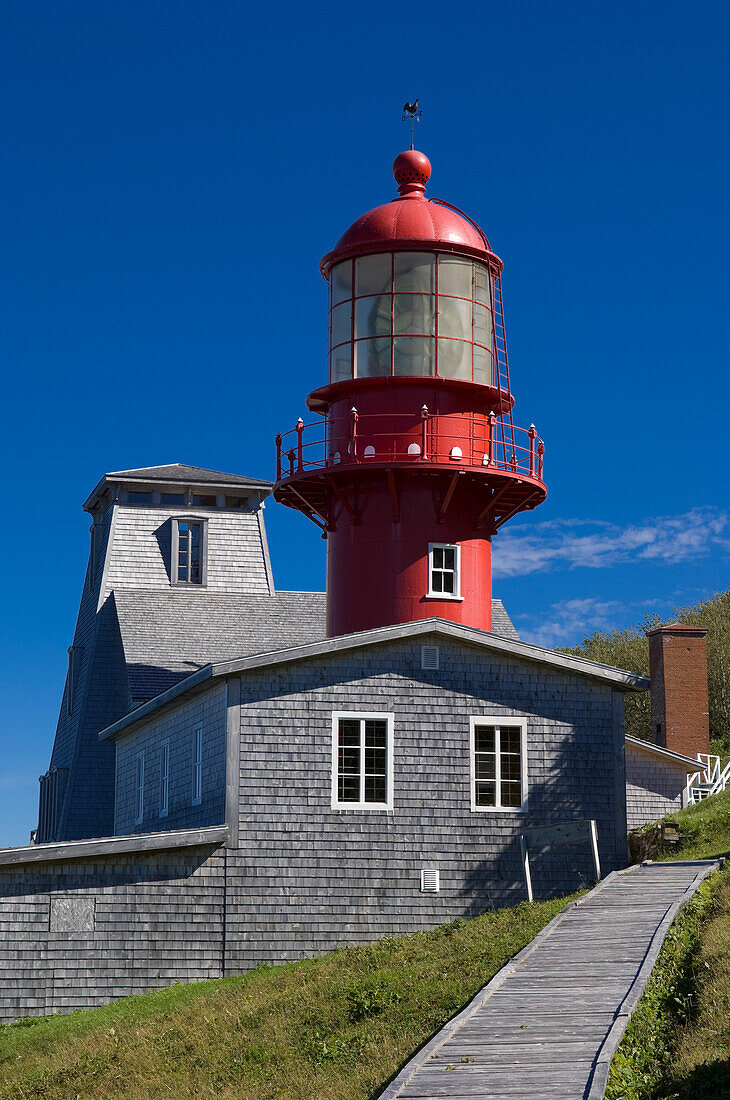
(320, 150), (501, 275)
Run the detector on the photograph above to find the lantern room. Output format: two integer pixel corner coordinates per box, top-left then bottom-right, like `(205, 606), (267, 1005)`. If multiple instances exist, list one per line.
(316, 150), (512, 415)
(326, 251), (494, 386)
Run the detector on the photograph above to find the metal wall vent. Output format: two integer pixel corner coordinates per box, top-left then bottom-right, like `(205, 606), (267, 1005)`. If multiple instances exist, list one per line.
(421, 645), (440, 670)
(421, 868), (440, 893)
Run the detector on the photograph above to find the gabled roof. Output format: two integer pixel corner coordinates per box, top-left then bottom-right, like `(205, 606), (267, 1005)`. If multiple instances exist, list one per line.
(114, 589), (329, 700)
(84, 464), (273, 512)
(112, 592), (517, 702)
(625, 734), (700, 771)
(100, 616), (650, 741)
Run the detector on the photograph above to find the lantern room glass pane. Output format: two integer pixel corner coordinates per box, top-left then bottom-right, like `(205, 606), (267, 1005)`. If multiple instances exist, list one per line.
(330, 346), (351, 383)
(331, 261), (352, 305)
(474, 345), (491, 386)
(438, 295), (471, 340)
(356, 253), (391, 297)
(393, 335), (435, 376)
(355, 295), (391, 340)
(331, 301), (351, 348)
(394, 252), (435, 293)
(393, 294), (435, 335)
(354, 338), (390, 377)
(438, 339), (472, 380)
(474, 303), (492, 349)
(475, 263), (491, 305)
(438, 255), (473, 298)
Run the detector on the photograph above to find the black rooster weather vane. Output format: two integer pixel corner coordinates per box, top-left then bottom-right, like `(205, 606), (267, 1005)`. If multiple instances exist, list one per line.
(402, 99), (422, 149)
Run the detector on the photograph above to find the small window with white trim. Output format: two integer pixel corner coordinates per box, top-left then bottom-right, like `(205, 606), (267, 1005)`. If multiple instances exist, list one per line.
(428, 543), (460, 597)
(470, 718), (527, 812)
(332, 713), (394, 810)
(159, 739), (170, 817)
(134, 751), (145, 825)
(192, 725), (203, 805)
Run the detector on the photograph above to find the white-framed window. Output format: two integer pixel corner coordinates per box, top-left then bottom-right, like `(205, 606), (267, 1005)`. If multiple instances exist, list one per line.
(192, 725), (203, 805)
(427, 543), (461, 599)
(331, 712), (394, 810)
(159, 739), (170, 818)
(470, 717), (527, 812)
(171, 518), (208, 585)
(134, 751), (145, 825)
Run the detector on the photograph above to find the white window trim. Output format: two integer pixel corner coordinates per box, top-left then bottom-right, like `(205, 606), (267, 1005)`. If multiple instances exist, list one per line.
(159, 739), (170, 818)
(134, 750), (145, 825)
(426, 542), (463, 601)
(331, 712), (395, 811)
(469, 716), (528, 814)
(192, 725), (203, 806)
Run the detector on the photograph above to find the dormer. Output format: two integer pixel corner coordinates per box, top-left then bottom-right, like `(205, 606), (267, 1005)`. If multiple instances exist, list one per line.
(83, 463), (275, 597)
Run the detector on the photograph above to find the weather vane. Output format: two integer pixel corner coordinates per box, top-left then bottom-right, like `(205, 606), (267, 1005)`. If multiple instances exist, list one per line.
(402, 99), (421, 149)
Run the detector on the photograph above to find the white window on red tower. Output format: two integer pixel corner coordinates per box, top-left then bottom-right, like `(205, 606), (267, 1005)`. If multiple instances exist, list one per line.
(428, 543), (460, 598)
(331, 713), (394, 810)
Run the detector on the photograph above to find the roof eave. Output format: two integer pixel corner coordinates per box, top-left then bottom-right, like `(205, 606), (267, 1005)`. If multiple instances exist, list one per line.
(99, 665), (214, 741)
(625, 734), (701, 770)
(83, 473), (274, 513)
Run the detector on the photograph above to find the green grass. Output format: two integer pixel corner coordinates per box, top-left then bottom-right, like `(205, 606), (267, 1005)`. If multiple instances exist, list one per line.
(607, 786), (730, 1099)
(653, 786), (730, 862)
(0, 894), (578, 1100)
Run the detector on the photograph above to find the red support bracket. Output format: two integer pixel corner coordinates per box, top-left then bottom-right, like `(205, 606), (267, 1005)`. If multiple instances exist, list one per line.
(325, 475), (356, 522)
(386, 469), (400, 524)
(475, 481), (512, 528)
(438, 471), (461, 523)
(494, 488), (541, 530)
(286, 485), (329, 531)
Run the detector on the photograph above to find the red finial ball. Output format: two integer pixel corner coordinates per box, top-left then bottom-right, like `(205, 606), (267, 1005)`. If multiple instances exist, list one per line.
(393, 150), (431, 195)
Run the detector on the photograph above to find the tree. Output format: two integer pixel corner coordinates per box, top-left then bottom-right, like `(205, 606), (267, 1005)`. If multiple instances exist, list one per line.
(558, 590), (730, 753)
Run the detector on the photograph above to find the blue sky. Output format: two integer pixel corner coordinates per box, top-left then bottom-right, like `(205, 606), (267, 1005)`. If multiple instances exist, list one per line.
(1, 0), (729, 845)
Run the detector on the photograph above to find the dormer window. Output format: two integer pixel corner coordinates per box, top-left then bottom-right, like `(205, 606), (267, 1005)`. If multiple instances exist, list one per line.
(173, 519), (207, 585)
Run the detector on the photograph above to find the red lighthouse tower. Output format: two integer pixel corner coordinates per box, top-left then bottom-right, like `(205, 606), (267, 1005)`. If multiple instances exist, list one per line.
(274, 149), (546, 637)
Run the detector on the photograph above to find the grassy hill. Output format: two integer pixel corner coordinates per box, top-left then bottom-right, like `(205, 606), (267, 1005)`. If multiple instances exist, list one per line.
(4, 792), (730, 1100)
(0, 893), (577, 1100)
(654, 784), (730, 862)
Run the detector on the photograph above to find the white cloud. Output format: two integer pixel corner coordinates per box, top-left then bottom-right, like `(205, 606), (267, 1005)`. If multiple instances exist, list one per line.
(493, 507), (729, 579)
(519, 597), (630, 648)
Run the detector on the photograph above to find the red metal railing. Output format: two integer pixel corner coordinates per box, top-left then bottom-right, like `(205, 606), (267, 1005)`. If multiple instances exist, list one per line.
(276, 409), (545, 483)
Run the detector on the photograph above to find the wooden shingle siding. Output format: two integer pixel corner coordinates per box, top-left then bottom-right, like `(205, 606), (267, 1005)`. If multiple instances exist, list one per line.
(104, 506), (272, 595)
(114, 682), (228, 834)
(0, 846), (225, 1022)
(224, 637), (626, 970)
(625, 745), (687, 829)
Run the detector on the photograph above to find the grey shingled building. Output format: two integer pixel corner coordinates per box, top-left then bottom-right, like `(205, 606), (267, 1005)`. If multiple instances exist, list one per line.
(0, 462), (648, 1022)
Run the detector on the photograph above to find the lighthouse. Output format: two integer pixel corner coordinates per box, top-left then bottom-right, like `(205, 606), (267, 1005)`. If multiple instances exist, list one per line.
(274, 149), (546, 637)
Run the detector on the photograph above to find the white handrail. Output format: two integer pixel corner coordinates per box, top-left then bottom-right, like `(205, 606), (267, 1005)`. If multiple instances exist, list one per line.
(686, 752), (730, 804)
(711, 759), (730, 795)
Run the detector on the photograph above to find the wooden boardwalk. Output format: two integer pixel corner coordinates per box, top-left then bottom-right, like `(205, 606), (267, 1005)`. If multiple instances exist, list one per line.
(379, 860), (720, 1100)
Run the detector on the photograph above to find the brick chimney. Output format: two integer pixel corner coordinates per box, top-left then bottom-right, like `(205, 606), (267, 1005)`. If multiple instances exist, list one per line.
(646, 624), (710, 759)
